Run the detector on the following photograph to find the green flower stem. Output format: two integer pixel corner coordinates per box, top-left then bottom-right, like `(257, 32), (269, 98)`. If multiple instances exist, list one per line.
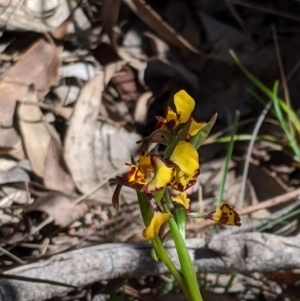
(152, 237), (192, 301)
(163, 190), (203, 301)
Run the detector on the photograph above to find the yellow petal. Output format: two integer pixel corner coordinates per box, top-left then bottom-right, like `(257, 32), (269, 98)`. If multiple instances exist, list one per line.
(170, 141), (199, 175)
(174, 90), (195, 123)
(142, 211), (173, 240)
(171, 192), (190, 209)
(171, 168), (199, 192)
(139, 151), (152, 177)
(142, 155), (173, 193)
(188, 118), (207, 137)
(127, 164), (146, 185)
(166, 107), (178, 123)
(206, 203), (241, 226)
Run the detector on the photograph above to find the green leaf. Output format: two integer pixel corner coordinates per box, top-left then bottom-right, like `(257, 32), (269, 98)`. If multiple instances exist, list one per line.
(230, 50), (300, 141)
(272, 82), (300, 159)
(136, 190), (152, 226)
(190, 113), (217, 150)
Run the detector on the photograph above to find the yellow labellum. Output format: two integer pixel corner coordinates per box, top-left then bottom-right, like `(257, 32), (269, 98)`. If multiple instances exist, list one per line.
(142, 155), (173, 193)
(142, 212), (173, 240)
(171, 192), (190, 209)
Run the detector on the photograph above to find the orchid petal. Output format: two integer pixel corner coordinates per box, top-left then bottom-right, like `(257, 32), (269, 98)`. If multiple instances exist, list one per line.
(174, 90), (195, 123)
(127, 164), (146, 185)
(139, 151), (152, 177)
(165, 106), (177, 123)
(142, 155), (173, 193)
(171, 168), (199, 192)
(142, 211), (173, 240)
(188, 118), (207, 137)
(171, 192), (190, 209)
(170, 141), (199, 175)
(206, 203), (241, 226)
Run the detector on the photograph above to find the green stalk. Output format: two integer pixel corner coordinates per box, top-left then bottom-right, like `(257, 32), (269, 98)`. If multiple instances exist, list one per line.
(136, 191), (191, 300)
(163, 190), (203, 301)
(152, 237), (192, 301)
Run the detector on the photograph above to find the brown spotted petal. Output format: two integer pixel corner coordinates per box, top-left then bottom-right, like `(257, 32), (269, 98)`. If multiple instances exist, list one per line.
(206, 203), (241, 227)
(170, 167), (200, 192)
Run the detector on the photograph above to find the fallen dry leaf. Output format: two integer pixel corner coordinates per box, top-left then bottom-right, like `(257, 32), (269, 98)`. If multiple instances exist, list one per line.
(26, 194), (89, 228)
(0, 128), (25, 160)
(0, 38), (61, 127)
(0, 128), (21, 150)
(17, 86), (59, 178)
(0, 0), (90, 33)
(134, 91), (153, 124)
(104, 61), (124, 86)
(44, 137), (75, 194)
(41, 103), (73, 120)
(0, 165), (30, 205)
(94, 123), (141, 185)
(0, 166), (29, 184)
(0, 16), (65, 168)
(64, 74), (105, 199)
(64, 73), (141, 203)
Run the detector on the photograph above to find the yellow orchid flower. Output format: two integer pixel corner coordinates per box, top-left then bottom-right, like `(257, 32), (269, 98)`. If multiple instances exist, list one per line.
(142, 155), (174, 193)
(156, 90), (195, 130)
(127, 152), (173, 194)
(142, 211), (173, 240)
(171, 192), (190, 209)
